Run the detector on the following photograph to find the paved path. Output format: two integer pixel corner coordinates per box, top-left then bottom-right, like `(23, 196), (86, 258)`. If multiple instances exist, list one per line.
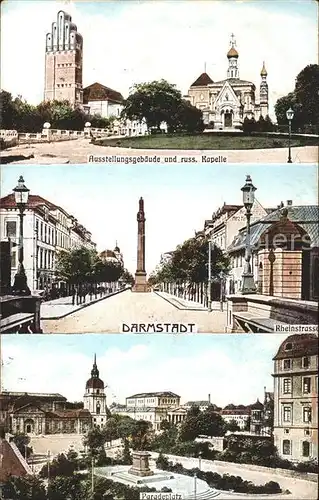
(40, 290), (124, 319)
(1, 138), (317, 163)
(42, 289), (227, 333)
(150, 453), (318, 500)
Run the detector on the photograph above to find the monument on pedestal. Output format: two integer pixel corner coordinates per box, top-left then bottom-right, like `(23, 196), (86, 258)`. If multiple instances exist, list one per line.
(133, 197), (150, 292)
(129, 451), (154, 477)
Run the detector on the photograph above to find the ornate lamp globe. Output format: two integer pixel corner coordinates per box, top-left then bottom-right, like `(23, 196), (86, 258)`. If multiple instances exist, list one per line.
(43, 122), (51, 129)
(241, 175), (257, 210)
(286, 108), (294, 121)
(13, 176), (30, 206)
(85, 122), (91, 127)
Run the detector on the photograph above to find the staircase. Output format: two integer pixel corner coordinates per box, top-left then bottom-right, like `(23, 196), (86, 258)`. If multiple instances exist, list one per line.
(183, 489), (220, 500)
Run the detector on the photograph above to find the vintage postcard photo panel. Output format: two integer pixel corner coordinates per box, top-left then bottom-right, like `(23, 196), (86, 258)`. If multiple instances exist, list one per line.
(0, 0), (318, 165)
(0, 163), (318, 334)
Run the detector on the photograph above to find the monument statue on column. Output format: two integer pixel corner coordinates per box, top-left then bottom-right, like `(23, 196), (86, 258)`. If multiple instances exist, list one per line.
(133, 197), (150, 292)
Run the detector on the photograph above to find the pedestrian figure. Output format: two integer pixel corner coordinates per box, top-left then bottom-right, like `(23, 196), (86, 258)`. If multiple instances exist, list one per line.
(71, 286), (76, 305)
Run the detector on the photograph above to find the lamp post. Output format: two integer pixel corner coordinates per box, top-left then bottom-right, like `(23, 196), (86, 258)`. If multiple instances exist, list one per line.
(241, 175), (257, 294)
(286, 107), (294, 163)
(11, 176), (31, 296)
(194, 472), (197, 500)
(219, 271), (224, 311)
(207, 238), (212, 312)
(198, 451), (202, 471)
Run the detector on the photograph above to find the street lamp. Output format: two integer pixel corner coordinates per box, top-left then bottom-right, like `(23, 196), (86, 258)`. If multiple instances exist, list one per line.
(198, 451), (202, 471)
(207, 238), (212, 312)
(11, 176), (31, 296)
(194, 472), (197, 500)
(286, 107), (294, 163)
(241, 175), (257, 294)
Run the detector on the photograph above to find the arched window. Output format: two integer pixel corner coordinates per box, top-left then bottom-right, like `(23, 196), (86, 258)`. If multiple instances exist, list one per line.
(96, 404), (101, 415)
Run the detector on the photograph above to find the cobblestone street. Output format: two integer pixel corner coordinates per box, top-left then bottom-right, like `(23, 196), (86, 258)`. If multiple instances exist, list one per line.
(42, 290), (227, 333)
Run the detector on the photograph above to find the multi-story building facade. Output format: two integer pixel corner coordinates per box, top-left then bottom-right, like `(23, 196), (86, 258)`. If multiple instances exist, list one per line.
(220, 404), (250, 430)
(0, 193), (96, 291)
(186, 35), (269, 129)
(111, 392), (181, 431)
(273, 334), (318, 462)
(45, 10), (83, 105)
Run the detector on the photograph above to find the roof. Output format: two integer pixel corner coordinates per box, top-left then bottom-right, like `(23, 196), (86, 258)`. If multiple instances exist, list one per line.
(211, 78), (255, 87)
(185, 400), (211, 406)
(273, 334), (318, 360)
(83, 82), (124, 104)
(261, 62), (267, 76)
(250, 399), (264, 410)
(126, 391), (180, 399)
(0, 392), (67, 411)
(228, 205), (319, 252)
(0, 436), (32, 482)
(86, 377), (104, 389)
(190, 72), (214, 87)
(227, 47), (239, 58)
(0, 194), (57, 210)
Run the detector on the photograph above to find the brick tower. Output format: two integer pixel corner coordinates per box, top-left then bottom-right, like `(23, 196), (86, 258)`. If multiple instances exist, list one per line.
(44, 10), (83, 106)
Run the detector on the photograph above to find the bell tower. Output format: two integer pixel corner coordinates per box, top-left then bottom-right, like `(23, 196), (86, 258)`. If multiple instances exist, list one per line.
(260, 61), (269, 118)
(227, 34), (239, 80)
(44, 10), (83, 106)
(83, 355), (108, 428)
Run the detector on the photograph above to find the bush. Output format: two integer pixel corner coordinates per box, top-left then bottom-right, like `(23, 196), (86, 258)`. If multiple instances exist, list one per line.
(294, 459), (318, 473)
(156, 455), (282, 494)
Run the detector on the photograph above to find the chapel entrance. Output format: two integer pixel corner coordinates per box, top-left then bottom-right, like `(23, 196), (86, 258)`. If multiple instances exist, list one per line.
(224, 112), (233, 128)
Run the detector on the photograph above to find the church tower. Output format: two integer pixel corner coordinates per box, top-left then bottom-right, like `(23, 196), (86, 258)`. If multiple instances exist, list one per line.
(260, 62), (269, 117)
(83, 355), (108, 428)
(227, 34), (239, 79)
(44, 10), (83, 106)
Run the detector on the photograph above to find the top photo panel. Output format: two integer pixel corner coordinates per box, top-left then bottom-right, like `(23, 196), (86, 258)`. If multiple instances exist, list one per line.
(1, 0), (318, 165)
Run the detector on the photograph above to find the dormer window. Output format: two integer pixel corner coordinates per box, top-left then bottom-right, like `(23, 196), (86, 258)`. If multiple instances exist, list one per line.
(285, 342), (292, 351)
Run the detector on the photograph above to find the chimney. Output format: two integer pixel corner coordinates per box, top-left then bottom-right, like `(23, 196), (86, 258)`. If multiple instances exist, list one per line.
(286, 200), (293, 206)
(208, 393), (211, 404)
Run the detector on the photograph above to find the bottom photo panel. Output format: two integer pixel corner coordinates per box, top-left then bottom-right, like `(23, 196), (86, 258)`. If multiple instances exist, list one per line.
(0, 333), (318, 500)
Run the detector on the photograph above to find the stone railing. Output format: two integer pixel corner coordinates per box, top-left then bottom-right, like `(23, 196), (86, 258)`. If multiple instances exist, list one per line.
(226, 294), (318, 333)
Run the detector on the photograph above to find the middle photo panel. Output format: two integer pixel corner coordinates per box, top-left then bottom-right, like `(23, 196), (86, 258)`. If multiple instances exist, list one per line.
(0, 162), (317, 334)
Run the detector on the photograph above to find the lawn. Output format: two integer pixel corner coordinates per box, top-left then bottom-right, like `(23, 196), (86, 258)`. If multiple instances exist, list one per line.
(96, 133), (318, 150)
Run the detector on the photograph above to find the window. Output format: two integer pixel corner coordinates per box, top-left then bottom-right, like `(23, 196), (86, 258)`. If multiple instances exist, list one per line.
(283, 378), (292, 394)
(303, 377), (311, 394)
(283, 406), (291, 422)
(6, 221), (17, 238)
(304, 429), (310, 436)
(303, 357), (310, 368)
(282, 440), (291, 455)
(283, 359), (291, 370)
(284, 429), (290, 434)
(302, 441), (310, 457)
(285, 342), (292, 351)
(303, 407), (311, 423)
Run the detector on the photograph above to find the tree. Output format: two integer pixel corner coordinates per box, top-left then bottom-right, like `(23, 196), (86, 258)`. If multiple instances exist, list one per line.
(11, 432), (33, 459)
(294, 64), (319, 127)
(47, 474), (87, 500)
(2, 475), (46, 500)
(274, 64), (319, 132)
(55, 247), (96, 285)
(83, 427), (107, 456)
(225, 419), (241, 433)
(121, 269), (135, 286)
(39, 453), (76, 478)
(242, 116), (257, 135)
(122, 80), (182, 130)
(153, 237), (229, 285)
(168, 100), (204, 133)
(197, 407), (226, 437)
(130, 420), (153, 450)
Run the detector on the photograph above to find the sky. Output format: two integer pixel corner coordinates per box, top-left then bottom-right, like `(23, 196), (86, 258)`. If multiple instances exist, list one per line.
(1, 0), (318, 119)
(1, 163), (317, 274)
(0, 333), (289, 406)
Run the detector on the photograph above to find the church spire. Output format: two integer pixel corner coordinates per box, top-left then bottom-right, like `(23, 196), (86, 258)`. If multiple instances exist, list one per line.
(227, 34), (239, 79)
(91, 354), (99, 378)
